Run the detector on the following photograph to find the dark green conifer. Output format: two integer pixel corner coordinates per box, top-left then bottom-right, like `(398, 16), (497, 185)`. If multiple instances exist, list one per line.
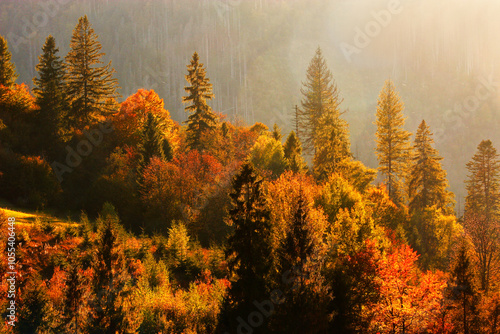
(220, 163), (273, 333)
(409, 120), (454, 214)
(0, 35), (17, 87)
(182, 52), (217, 151)
(283, 130), (307, 173)
(33, 35), (68, 158)
(65, 15), (119, 128)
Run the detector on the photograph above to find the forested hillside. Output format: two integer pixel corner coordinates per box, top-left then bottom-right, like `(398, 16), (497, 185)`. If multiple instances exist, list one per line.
(2, 0), (500, 205)
(1, 1), (500, 333)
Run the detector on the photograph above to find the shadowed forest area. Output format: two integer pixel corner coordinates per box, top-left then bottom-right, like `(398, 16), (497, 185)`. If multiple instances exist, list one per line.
(1, 1), (500, 333)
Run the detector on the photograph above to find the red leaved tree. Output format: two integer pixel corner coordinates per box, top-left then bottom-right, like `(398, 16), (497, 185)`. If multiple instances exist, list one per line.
(113, 89), (179, 150)
(368, 244), (447, 333)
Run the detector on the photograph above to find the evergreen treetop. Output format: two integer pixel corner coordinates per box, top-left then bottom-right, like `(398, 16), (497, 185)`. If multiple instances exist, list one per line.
(0, 35), (18, 87)
(409, 120), (454, 214)
(284, 130), (308, 173)
(299, 47), (343, 154)
(65, 15), (119, 128)
(139, 112), (173, 167)
(33, 35), (67, 158)
(226, 163), (272, 310)
(465, 139), (500, 221)
(313, 108), (351, 180)
(182, 52), (217, 151)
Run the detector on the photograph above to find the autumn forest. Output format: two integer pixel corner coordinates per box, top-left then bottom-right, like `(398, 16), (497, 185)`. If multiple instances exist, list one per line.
(1, 4), (500, 334)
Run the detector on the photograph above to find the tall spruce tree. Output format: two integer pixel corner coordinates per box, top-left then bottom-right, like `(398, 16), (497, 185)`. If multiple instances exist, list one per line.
(17, 275), (53, 333)
(270, 195), (330, 333)
(465, 140), (500, 222)
(87, 204), (134, 334)
(284, 130), (308, 173)
(220, 163), (272, 333)
(0, 35), (17, 87)
(65, 15), (119, 128)
(299, 47), (343, 155)
(33, 35), (67, 159)
(182, 52), (217, 151)
(375, 80), (411, 204)
(313, 108), (351, 180)
(64, 257), (83, 333)
(408, 120), (453, 214)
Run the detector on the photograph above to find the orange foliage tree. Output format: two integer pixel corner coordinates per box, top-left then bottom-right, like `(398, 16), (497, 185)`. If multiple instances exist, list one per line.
(368, 244), (447, 333)
(140, 150), (223, 234)
(0, 83), (36, 153)
(113, 89), (179, 150)
(266, 171), (325, 257)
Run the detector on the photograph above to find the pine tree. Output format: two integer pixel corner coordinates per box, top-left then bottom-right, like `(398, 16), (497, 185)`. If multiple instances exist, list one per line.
(220, 163), (272, 332)
(313, 108), (351, 180)
(65, 15), (119, 128)
(87, 203), (134, 334)
(281, 196), (314, 272)
(299, 47), (343, 154)
(465, 139), (500, 222)
(0, 35), (17, 87)
(33, 35), (67, 159)
(283, 131), (308, 173)
(64, 257), (83, 333)
(139, 112), (173, 167)
(408, 120), (454, 214)
(269, 195), (331, 333)
(17, 276), (53, 333)
(375, 80), (411, 204)
(182, 52), (217, 151)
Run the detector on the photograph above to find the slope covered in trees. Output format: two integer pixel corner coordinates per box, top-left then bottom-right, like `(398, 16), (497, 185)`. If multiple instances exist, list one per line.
(2, 0), (500, 207)
(0, 8), (500, 334)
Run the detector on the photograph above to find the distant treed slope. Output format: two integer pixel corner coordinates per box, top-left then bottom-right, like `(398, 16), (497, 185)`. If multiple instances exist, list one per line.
(2, 0), (500, 209)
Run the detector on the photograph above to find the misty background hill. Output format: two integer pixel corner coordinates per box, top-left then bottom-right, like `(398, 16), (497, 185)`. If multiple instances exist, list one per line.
(2, 0), (500, 212)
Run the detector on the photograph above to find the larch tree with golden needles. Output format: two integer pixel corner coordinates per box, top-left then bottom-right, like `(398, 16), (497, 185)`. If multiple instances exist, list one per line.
(65, 15), (119, 129)
(182, 52), (217, 152)
(375, 80), (411, 204)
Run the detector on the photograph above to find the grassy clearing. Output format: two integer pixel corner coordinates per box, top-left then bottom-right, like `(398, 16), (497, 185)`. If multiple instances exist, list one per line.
(0, 198), (78, 227)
